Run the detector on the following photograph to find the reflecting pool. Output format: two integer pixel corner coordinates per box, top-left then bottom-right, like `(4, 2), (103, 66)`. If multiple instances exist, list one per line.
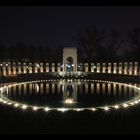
(0, 79), (140, 111)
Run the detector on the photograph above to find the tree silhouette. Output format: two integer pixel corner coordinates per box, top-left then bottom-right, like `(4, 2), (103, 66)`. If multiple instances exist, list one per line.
(127, 28), (140, 60)
(74, 25), (106, 62)
(54, 44), (64, 63)
(103, 30), (123, 61)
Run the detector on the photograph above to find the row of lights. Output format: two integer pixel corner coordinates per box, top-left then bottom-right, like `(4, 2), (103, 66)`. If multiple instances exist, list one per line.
(0, 79), (140, 112)
(0, 96), (140, 112)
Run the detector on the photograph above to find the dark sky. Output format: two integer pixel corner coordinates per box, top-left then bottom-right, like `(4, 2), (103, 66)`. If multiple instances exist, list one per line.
(0, 6), (140, 50)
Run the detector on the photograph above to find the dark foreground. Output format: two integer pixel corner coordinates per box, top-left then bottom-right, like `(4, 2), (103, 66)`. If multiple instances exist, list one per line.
(0, 73), (140, 134)
(0, 104), (140, 134)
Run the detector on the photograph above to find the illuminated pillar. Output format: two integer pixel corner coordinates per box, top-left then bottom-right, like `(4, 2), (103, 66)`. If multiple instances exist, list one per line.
(78, 63), (83, 72)
(97, 63), (100, 73)
(134, 62), (138, 75)
(0, 63), (2, 75)
(23, 84), (27, 95)
(102, 63), (106, 73)
(35, 63), (38, 73)
(18, 84), (21, 94)
(57, 83), (61, 94)
(108, 63), (111, 73)
(12, 62), (16, 75)
(13, 84), (16, 96)
(91, 63), (95, 72)
(96, 83), (100, 94)
(52, 83), (55, 94)
(124, 62), (128, 75)
(29, 83), (32, 95)
(5, 63), (8, 76)
(124, 84), (127, 97)
(17, 62), (21, 74)
(51, 63), (55, 72)
(2, 62), (6, 76)
(46, 83), (49, 94)
(102, 83), (106, 95)
(46, 63), (49, 72)
(113, 83), (117, 96)
(108, 83), (111, 95)
(57, 63), (61, 72)
(84, 63), (88, 72)
(91, 83), (94, 94)
(85, 83), (88, 94)
(118, 84), (122, 97)
(29, 63), (32, 73)
(113, 63), (117, 74)
(40, 63), (43, 73)
(7, 62), (11, 75)
(129, 62), (133, 75)
(23, 63), (27, 74)
(119, 62), (122, 74)
(40, 83), (43, 94)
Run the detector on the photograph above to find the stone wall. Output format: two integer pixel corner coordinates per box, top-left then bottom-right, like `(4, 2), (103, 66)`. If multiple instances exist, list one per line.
(0, 61), (139, 76)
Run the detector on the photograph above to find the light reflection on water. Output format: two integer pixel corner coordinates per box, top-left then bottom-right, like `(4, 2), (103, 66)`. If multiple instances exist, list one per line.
(2, 80), (139, 109)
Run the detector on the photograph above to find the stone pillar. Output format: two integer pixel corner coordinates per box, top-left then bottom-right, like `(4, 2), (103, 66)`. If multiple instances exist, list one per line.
(134, 62), (138, 76)
(119, 62), (122, 74)
(0, 63), (2, 75)
(74, 60), (77, 72)
(12, 62), (16, 75)
(57, 63), (61, 72)
(51, 63), (55, 72)
(78, 63), (83, 72)
(46, 63), (49, 72)
(40, 63), (43, 73)
(29, 63), (32, 74)
(7, 62), (11, 75)
(113, 63), (117, 74)
(17, 62), (21, 74)
(23, 63), (27, 74)
(91, 83), (94, 94)
(129, 62), (133, 75)
(91, 63), (95, 72)
(108, 63), (111, 73)
(124, 62), (128, 75)
(97, 63), (100, 73)
(84, 63), (89, 72)
(2, 62), (6, 76)
(102, 63), (106, 73)
(85, 83), (88, 94)
(35, 63), (39, 73)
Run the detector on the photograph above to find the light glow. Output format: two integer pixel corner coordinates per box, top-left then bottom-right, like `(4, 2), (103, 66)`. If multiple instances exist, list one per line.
(104, 107), (109, 111)
(114, 105), (119, 109)
(22, 105), (27, 110)
(123, 104), (128, 108)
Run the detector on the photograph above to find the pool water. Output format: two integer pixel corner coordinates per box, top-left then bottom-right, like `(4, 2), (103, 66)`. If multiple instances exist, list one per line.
(1, 80), (139, 109)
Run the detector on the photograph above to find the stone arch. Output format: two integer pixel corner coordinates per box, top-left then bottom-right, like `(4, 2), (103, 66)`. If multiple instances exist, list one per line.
(63, 47), (77, 73)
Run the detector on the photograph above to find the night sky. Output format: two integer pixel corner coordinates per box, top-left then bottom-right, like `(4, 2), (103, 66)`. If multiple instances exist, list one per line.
(0, 6), (140, 50)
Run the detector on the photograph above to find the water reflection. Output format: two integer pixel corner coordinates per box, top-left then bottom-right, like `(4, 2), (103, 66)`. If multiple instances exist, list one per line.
(1, 80), (139, 108)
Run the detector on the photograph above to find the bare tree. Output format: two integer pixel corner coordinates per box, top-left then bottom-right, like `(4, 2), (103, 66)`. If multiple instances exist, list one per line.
(74, 25), (106, 62)
(127, 28), (140, 60)
(104, 30), (123, 61)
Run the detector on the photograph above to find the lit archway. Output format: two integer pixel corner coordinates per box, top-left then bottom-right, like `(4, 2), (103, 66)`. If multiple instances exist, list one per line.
(63, 47), (77, 73)
(66, 57), (74, 72)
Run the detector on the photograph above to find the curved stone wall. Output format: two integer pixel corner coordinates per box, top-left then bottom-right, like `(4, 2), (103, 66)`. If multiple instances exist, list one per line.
(0, 61), (139, 76)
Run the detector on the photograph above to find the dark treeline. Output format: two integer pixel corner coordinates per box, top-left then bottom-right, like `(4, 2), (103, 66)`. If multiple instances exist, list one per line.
(0, 42), (53, 63)
(0, 25), (140, 63)
(75, 25), (140, 63)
